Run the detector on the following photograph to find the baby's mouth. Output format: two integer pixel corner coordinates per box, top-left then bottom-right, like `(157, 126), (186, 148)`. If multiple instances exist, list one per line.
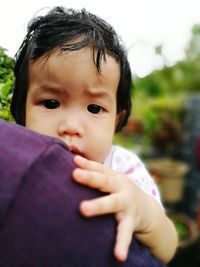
(69, 145), (84, 157)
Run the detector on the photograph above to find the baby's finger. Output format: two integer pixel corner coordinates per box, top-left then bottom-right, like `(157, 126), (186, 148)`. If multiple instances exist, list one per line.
(80, 194), (123, 217)
(73, 155), (108, 173)
(114, 217), (134, 262)
(73, 168), (118, 193)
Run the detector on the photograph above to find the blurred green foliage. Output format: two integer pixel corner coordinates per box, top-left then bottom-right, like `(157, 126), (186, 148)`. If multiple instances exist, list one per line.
(116, 24), (200, 156)
(0, 47), (14, 121)
(135, 24), (200, 96)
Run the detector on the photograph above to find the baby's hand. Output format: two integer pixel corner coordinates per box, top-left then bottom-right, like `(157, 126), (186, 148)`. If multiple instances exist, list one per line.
(72, 155), (153, 262)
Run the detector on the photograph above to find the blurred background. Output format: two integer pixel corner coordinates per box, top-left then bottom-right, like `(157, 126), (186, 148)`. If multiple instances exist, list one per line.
(1, 0), (200, 266)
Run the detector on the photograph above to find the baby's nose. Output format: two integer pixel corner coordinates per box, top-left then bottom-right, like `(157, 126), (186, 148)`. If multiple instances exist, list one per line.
(57, 117), (83, 137)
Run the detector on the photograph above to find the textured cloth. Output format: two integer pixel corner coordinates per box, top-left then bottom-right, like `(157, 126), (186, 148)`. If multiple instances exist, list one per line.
(0, 120), (166, 267)
(105, 145), (162, 206)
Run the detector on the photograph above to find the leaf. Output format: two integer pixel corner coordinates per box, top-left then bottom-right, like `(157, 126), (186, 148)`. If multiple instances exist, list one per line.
(0, 80), (13, 100)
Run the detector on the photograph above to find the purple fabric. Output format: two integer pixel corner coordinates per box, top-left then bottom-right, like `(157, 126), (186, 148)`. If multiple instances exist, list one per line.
(0, 120), (166, 267)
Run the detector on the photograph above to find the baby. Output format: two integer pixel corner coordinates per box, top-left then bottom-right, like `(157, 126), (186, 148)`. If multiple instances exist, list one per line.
(10, 6), (177, 263)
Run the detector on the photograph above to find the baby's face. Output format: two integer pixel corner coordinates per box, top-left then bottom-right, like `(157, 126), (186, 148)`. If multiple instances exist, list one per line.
(26, 46), (120, 163)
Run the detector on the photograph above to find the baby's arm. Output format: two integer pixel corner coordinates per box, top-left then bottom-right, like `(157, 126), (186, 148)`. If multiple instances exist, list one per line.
(73, 155), (178, 263)
(122, 155), (178, 262)
(134, 192), (178, 263)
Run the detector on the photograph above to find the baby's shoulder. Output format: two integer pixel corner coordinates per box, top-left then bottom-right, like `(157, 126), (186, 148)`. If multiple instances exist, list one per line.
(112, 145), (140, 161)
(110, 145), (143, 170)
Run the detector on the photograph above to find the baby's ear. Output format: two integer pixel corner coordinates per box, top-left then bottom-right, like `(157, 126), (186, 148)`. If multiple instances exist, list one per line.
(115, 110), (126, 131)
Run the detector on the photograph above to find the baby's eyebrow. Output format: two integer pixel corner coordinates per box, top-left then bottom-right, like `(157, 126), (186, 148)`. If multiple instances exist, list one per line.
(86, 90), (113, 103)
(32, 86), (63, 95)
(31, 85), (114, 103)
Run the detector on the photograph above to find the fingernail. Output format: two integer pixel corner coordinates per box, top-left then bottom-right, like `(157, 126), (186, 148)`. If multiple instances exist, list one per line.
(81, 202), (94, 216)
(74, 155), (85, 161)
(73, 168), (86, 181)
(115, 246), (127, 262)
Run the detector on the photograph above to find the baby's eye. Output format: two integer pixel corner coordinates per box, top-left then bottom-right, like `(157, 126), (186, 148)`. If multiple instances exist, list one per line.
(87, 104), (102, 114)
(41, 100), (60, 109)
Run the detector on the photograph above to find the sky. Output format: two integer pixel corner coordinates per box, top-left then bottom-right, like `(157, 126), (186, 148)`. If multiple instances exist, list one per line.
(1, 0), (200, 77)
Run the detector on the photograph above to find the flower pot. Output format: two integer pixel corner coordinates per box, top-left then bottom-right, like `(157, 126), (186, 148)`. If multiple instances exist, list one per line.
(148, 158), (189, 204)
(168, 212), (199, 249)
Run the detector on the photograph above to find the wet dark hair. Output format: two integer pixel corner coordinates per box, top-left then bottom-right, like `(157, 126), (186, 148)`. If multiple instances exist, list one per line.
(10, 6), (132, 132)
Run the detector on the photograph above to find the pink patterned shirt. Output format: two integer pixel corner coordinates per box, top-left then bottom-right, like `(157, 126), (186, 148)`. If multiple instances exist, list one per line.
(104, 145), (162, 207)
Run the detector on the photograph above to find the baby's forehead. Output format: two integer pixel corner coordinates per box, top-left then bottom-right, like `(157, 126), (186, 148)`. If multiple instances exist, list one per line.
(30, 46), (120, 78)
(28, 46), (120, 101)
(31, 42), (119, 68)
